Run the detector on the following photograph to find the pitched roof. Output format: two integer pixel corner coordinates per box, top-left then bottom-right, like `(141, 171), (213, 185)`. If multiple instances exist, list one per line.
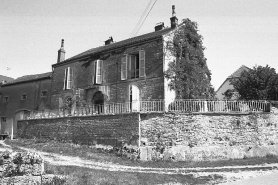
(228, 65), (250, 78)
(216, 65), (250, 94)
(3, 72), (52, 86)
(0, 75), (14, 83)
(58, 27), (173, 64)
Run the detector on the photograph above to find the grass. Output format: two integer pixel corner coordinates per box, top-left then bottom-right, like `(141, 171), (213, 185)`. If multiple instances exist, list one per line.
(5, 138), (278, 170)
(43, 162), (225, 185)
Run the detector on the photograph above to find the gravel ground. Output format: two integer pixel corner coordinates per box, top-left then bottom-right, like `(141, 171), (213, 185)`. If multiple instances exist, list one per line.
(1, 140), (278, 184)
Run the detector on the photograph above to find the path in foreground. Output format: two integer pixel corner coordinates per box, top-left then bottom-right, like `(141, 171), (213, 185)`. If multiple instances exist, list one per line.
(1, 140), (278, 184)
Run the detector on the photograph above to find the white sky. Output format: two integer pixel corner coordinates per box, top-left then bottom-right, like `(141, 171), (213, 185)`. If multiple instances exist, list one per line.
(1, 0), (278, 90)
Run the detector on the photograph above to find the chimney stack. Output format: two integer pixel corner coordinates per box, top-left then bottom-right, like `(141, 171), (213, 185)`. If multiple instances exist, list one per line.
(154, 22), (165, 31)
(170, 5), (178, 29)
(105, 36), (114, 45)
(57, 39), (65, 63)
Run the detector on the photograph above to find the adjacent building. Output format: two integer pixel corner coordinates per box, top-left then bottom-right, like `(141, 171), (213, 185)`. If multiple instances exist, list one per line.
(216, 65), (250, 100)
(0, 73), (52, 137)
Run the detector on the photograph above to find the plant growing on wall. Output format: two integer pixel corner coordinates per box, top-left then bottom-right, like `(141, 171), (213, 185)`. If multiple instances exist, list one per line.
(231, 65), (278, 100)
(164, 19), (214, 99)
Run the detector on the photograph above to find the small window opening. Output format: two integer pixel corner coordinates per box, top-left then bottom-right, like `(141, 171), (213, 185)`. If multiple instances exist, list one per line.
(41, 91), (47, 97)
(4, 96), (9, 102)
(21, 94), (27, 100)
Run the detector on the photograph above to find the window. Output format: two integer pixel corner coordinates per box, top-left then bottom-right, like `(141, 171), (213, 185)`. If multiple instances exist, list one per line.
(121, 50), (145, 80)
(21, 94), (27, 100)
(41, 91), (47, 97)
(63, 67), (73, 90)
(4, 96), (9, 103)
(130, 54), (139, 79)
(1, 117), (6, 122)
(93, 60), (103, 84)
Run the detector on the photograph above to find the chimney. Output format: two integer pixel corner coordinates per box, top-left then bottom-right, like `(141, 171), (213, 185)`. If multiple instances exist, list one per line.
(170, 5), (178, 29)
(57, 39), (65, 63)
(154, 22), (165, 31)
(105, 36), (114, 45)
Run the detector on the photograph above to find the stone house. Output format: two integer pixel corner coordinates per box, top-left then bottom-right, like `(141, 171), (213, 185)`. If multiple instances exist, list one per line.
(216, 65), (250, 100)
(0, 6), (181, 138)
(50, 6), (180, 112)
(0, 72), (52, 137)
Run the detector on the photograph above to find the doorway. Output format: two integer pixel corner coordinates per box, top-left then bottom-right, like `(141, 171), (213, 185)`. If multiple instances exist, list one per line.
(93, 91), (104, 114)
(129, 85), (140, 112)
(14, 110), (30, 139)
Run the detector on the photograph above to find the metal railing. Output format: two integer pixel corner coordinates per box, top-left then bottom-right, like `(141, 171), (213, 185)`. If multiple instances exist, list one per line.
(27, 99), (270, 119)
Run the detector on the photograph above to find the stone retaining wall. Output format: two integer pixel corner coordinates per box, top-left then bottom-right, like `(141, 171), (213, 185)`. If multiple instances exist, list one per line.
(17, 113), (140, 147)
(0, 151), (65, 184)
(140, 113), (278, 161)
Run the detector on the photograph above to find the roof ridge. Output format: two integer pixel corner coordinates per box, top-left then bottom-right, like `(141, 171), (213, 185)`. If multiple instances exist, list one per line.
(58, 27), (173, 64)
(3, 72), (52, 86)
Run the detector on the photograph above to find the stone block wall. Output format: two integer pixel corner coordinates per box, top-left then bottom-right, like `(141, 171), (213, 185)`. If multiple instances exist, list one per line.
(0, 151), (66, 184)
(17, 113), (140, 147)
(140, 113), (278, 161)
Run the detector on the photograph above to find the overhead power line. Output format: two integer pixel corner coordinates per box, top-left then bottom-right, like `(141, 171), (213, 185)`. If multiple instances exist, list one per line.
(130, 0), (158, 37)
(130, 0), (153, 38)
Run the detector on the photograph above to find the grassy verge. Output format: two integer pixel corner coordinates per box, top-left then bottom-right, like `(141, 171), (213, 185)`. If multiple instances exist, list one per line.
(5, 138), (278, 169)
(44, 162), (225, 185)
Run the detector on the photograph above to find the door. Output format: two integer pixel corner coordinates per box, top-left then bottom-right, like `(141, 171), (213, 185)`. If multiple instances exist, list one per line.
(14, 110), (30, 139)
(130, 85), (140, 112)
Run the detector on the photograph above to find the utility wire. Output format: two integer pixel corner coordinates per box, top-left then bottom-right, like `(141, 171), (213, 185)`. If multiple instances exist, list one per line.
(130, 0), (157, 37)
(130, 0), (153, 38)
(133, 0), (158, 37)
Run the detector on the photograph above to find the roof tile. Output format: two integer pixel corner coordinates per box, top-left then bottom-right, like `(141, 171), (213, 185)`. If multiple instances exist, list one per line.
(61, 27), (173, 63)
(3, 72), (52, 86)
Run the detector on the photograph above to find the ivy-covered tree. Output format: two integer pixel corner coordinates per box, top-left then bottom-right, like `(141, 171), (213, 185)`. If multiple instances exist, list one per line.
(231, 65), (278, 100)
(164, 19), (214, 99)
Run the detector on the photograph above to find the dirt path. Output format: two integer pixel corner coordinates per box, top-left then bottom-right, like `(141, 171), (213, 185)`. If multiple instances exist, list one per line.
(1, 140), (278, 183)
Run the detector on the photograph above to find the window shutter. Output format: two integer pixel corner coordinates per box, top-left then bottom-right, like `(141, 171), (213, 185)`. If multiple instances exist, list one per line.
(102, 61), (106, 83)
(95, 60), (103, 84)
(67, 67), (73, 89)
(63, 68), (68, 90)
(139, 50), (145, 77)
(107, 86), (110, 100)
(92, 61), (96, 84)
(121, 55), (127, 80)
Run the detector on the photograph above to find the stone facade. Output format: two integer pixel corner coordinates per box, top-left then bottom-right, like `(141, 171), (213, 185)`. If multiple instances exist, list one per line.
(0, 74), (52, 137)
(51, 39), (166, 110)
(17, 113), (140, 146)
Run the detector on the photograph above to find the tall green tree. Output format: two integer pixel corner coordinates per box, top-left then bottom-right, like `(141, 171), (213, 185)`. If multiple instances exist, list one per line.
(164, 19), (214, 99)
(231, 65), (278, 100)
